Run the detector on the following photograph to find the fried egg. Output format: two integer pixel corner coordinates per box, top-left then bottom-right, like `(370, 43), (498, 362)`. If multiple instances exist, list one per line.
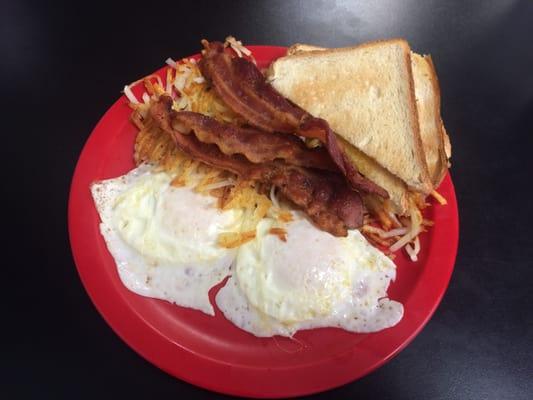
(216, 212), (403, 337)
(91, 164), (242, 315)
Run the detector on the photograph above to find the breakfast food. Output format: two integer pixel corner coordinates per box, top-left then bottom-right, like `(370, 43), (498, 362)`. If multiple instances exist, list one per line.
(91, 36), (451, 336)
(91, 164), (243, 315)
(198, 41), (388, 199)
(269, 40), (433, 194)
(267, 40), (451, 256)
(216, 212), (403, 337)
(280, 42), (450, 188)
(149, 95), (365, 236)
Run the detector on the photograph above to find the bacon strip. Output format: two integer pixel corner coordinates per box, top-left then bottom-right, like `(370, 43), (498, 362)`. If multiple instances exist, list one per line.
(150, 96), (263, 178)
(149, 96), (363, 236)
(199, 40), (389, 198)
(271, 169), (364, 235)
(199, 41), (303, 133)
(171, 109), (336, 171)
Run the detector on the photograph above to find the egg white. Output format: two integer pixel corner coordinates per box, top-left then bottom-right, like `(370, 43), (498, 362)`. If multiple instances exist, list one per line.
(216, 213), (404, 337)
(91, 164), (242, 315)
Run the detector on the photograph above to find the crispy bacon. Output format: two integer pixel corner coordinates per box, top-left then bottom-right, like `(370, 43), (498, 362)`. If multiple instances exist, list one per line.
(150, 96), (263, 178)
(199, 41), (303, 133)
(199, 40), (389, 198)
(271, 168), (364, 235)
(171, 110), (336, 171)
(150, 96), (363, 235)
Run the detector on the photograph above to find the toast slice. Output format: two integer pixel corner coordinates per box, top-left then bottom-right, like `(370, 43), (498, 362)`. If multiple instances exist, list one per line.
(268, 39), (433, 194)
(410, 53), (449, 186)
(285, 42), (450, 188)
(285, 44), (410, 213)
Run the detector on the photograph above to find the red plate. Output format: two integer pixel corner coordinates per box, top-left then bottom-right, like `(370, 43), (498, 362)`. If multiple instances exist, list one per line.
(68, 46), (459, 398)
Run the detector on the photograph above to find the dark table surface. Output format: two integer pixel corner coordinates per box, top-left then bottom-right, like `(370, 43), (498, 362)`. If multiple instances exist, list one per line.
(4, 0), (532, 398)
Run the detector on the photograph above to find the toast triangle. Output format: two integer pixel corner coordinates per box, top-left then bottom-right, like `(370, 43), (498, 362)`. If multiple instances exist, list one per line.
(268, 39), (433, 194)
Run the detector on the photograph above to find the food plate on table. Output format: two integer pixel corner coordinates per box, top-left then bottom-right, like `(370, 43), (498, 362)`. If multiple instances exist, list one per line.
(69, 38), (458, 398)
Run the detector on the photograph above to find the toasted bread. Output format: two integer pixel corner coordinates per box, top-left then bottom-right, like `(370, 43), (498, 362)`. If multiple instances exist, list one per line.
(411, 53), (449, 186)
(268, 39), (433, 194)
(284, 42), (451, 188)
(284, 43), (411, 213)
(442, 125), (452, 164)
(286, 43), (324, 55)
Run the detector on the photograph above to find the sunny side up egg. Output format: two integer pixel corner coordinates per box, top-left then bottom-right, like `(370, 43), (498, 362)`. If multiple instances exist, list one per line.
(91, 164), (243, 315)
(91, 165), (404, 336)
(216, 213), (404, 337)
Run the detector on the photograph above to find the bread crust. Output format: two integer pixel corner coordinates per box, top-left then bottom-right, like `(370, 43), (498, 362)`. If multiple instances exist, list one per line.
(398, 41), (433, 194)
(424, 55), (450, 187)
